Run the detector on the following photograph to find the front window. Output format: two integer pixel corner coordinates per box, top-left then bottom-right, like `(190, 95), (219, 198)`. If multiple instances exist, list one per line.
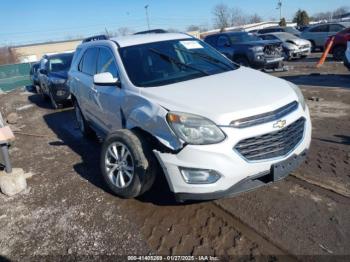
(229, 33), (262, 43)
(49, 54), (73, 72)
(119, 39), (237, 87)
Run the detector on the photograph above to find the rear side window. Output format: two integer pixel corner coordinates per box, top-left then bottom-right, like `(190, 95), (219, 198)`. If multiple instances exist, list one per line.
(260, 34), (277, 40)
(97, 48), (119, 78)
(217, 35), (230, 47)
(79, 48), (98, 75)
(329, 24), (344, 32)
(310, 25), (329, 32)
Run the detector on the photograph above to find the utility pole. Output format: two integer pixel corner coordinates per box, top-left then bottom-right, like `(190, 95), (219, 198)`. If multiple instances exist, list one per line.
(277, 0), (282, 20)
(145, 5), (150, 30)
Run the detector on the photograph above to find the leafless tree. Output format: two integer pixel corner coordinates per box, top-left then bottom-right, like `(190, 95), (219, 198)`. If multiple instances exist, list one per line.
(0, 47), (19, 65)
(333, 6), (349, 17)
(187, 25), (200, 32)
(167, 28), (180, 33)
(212, 3), (231, 30)
(230, 7), (247, 26)
(118, 27), (134, 36)
(249, 13), (263, 24)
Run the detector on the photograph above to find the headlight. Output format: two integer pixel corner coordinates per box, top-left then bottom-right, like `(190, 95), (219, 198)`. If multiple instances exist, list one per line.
(166, 112), (226, 145)
(250, 46), (264, 52)
(50, 77), (66, 85)
(290, 83), (306, 110)
(284, 42), (297, 50)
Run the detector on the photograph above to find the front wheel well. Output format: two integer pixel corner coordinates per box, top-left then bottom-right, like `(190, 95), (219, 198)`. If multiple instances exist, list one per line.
(129, 127), (178, 154)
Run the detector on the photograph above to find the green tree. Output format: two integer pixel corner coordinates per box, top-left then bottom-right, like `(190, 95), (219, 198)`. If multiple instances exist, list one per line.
(293, 9), (310, 26)
(279, 17), (287, 27)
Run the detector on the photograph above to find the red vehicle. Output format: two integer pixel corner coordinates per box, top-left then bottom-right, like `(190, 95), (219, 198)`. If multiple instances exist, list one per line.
(325, 27), (350, 61)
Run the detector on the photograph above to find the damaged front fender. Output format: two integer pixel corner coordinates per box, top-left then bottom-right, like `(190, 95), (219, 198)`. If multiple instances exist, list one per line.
(124, 95), (183, 151)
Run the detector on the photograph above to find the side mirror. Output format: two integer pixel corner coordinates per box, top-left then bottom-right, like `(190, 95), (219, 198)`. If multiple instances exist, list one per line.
(39, 69), (47, 75)
(93, 72), (119, 86)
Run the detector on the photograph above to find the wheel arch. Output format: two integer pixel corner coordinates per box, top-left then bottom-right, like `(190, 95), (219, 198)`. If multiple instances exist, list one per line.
(124, 103), (183, 151)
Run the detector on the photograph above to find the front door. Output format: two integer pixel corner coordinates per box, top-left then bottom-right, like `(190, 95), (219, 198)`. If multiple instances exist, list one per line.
(91, 47), (123, 133)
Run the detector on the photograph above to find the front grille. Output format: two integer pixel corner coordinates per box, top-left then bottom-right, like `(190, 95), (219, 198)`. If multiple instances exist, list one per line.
(264, 44), (282, 57)
(230, 101), (298, 128)
(234, 118), (305, 161)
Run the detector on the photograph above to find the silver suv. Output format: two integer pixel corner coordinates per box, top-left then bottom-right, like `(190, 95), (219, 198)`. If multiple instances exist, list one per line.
(68, 33), (311, 201)
(300, 22), (350, 51)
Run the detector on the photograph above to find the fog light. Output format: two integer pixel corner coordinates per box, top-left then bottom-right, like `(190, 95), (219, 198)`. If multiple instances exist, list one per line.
(180, 168), (221, 184)
(56, 90), (66, 97)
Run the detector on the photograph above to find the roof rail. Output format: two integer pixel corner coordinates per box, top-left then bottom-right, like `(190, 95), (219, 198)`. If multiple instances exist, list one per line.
(82, 34), (109, 43)
(134, 29), (168, 35)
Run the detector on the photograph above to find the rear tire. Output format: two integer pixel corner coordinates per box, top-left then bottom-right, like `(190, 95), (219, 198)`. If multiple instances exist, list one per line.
(100, 130), (157, 198)
(332, 45), (346, 61)
(310, 41), (316, 52)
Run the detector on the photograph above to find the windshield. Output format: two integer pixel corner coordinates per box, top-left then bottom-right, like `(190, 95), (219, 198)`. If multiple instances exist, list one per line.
(48, 54), (73, 72)
(285, 27), (300, 35)
(276, 33), (298, 41)
(229, 33), (262, 43)
(119, 39), (238, 87)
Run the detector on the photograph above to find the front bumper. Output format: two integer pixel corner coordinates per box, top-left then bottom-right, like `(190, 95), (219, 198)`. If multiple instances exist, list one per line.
(154, 105), (312, 201)
(249, 53), (284, 69)
(287, 47), (311, 58)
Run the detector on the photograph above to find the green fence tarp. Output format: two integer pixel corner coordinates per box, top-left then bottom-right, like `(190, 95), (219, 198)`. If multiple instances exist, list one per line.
(0, 63), (33, 92)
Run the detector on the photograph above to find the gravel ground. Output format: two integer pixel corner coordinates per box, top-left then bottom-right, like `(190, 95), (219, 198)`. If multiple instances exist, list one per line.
(0, 53), (349, 261)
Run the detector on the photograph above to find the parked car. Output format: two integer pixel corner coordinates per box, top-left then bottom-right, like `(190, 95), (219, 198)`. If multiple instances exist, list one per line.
(38, 52), (74, 109)
(259, 32), (311, 60)
(300, 22), (350, 51)
(68, 33), (311, 202)
(29, 63), (40, 87)
(257, 26), (301, 37)
(204, 32), (284, 69)
(344, 41), (350, 70)
(324, 27), (350, 61)
(296, 26), (310, 32)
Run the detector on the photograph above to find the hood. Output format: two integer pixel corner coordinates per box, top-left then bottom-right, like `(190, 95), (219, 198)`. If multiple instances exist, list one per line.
(48, 71), (68, 79)
(286, 38), (310, 46)
(140, 67), (298, 126)
(245, 39), (282, 47)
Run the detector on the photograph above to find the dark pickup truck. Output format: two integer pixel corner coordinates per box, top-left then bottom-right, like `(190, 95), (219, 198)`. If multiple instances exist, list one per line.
(204, 32), (284, 69)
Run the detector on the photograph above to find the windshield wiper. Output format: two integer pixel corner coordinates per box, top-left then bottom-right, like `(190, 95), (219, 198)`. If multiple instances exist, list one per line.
(149, 48), (209, 76)
(174, 47), (234, 71)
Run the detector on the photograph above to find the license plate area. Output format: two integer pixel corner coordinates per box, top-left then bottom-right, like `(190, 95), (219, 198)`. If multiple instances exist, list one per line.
(271, 154), (301, 181)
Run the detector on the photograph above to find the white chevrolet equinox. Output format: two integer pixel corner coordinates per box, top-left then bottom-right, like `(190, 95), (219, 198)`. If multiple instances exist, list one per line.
(68, 33), (312, 202)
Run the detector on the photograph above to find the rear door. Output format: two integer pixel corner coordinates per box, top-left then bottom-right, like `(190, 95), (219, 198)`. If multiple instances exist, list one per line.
(76, 47), (99, 125)
(91, 46), (123, 133)
(309, 24), (330, 47)
(216, 35), (234, 58)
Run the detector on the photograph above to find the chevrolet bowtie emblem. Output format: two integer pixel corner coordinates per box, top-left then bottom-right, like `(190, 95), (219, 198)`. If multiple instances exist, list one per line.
(273, 120), (286, 129)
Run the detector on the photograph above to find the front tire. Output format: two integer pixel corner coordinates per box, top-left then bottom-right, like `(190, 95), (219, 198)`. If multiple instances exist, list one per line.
(100, 130), (157, 198)
(332, 46), (346, 61)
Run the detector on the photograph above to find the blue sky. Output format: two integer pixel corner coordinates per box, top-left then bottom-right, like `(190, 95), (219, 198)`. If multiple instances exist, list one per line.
(0, 0), (349, 46)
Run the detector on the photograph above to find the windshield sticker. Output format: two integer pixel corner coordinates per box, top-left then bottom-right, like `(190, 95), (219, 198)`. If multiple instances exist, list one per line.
(180, 41), (203, 49)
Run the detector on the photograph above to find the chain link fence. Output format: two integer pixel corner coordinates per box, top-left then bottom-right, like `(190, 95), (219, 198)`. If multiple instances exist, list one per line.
(0, 62), (33, 92)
